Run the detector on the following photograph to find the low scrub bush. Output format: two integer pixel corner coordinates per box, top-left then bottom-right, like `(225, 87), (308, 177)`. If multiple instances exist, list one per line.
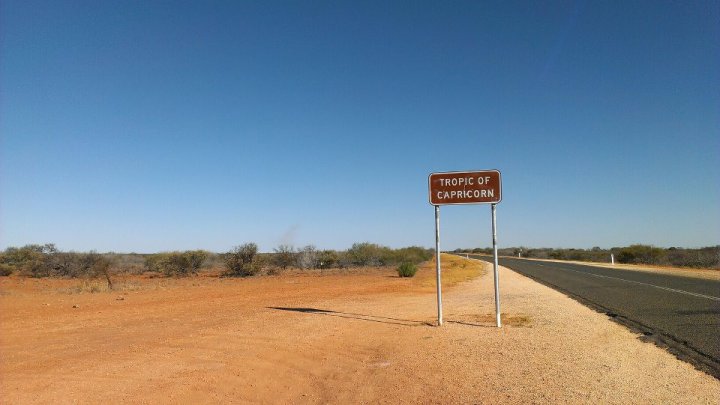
(0, 244), (55, 277)
(0, 244), (114, 283)
(616, 244), (665, 265)
(0, 263), (13, 276)
(297, 245), (319, 269)
(346, 242), (386, 266)
(224, 243), (260, 276)
(397, 262), (418, 277)
(272, 245), (296, 270)
(391, 246), (433, 266)
(666, 246), (720, 268)
(145, 250), (208, 277)
(317, 249), (340, 269)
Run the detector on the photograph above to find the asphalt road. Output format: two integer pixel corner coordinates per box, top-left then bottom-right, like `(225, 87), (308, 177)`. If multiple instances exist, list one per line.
(470, 255), (720, 378)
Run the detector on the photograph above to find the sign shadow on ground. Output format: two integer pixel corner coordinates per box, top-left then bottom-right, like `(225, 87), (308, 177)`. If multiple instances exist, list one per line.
(267, 306), (434, 327)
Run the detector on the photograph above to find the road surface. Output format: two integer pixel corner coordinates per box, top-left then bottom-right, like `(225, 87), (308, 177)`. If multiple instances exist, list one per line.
(471, 255), (720, 378)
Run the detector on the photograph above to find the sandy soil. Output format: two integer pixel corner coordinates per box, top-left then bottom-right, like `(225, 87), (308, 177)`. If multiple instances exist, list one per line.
(1, 255), (718, 404)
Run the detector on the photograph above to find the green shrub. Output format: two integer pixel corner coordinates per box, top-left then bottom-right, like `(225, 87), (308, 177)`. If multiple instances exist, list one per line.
(346, 242), (398, 266)
(184, 250), (209, 273)
(144, 250), (208, 277)
(0, 263), (13, 276)
(163, 253), (191, 276)
(224, 243), (260, 277)
(391, 246), (433, 266)
(0, 244), (56, 277)
(144, 254), (165, 273)
(0, 245), (115, 288)
(397, 262), (418, 277)
(317, 250), (340, 269)
(617, 244), (665, 265)
(78, 251), (114, 289)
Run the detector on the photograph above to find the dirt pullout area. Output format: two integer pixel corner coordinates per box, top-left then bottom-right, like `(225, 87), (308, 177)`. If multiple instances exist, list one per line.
(1, 255), (718, 404)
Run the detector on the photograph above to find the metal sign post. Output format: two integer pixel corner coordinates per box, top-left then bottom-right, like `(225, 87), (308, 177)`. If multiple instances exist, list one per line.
(492, 203), (501, 328)
(434, 205), (442, 326)
(428, 170), (502, 328)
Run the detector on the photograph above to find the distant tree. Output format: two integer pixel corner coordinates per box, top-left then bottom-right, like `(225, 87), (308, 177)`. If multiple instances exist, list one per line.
(297, 245), (319, 269)
(272, 245), (296, 270)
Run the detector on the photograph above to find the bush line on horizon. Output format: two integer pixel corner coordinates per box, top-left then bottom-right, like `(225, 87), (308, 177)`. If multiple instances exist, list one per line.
(454, 244), (720, 269)
(0, 242), (434, 279)
(3, 243), (716, 281)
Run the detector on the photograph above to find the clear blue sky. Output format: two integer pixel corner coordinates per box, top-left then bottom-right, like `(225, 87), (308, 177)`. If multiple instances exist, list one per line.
(1, 1), (718, 253)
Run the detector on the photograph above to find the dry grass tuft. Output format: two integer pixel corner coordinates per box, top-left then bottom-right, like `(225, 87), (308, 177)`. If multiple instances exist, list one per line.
(452, 313), (533, 327)
(63, 279), (143, 294)
(501, 313), (532, 327)
(416, 253), (487, 288)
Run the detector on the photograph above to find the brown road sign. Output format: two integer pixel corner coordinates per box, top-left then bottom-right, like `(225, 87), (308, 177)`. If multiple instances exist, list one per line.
(428, 170), (502, 205)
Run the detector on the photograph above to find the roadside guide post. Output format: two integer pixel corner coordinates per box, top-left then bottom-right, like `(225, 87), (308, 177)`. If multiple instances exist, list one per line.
(428, 170), (502, 328)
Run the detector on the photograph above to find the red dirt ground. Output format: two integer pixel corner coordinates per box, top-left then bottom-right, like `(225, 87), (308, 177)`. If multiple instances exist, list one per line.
(1, 255), (718, 404)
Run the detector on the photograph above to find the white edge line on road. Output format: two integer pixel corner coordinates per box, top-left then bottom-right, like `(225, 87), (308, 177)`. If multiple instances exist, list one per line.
(467, 256), (720, 301)
(534, 263), (720, 302)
